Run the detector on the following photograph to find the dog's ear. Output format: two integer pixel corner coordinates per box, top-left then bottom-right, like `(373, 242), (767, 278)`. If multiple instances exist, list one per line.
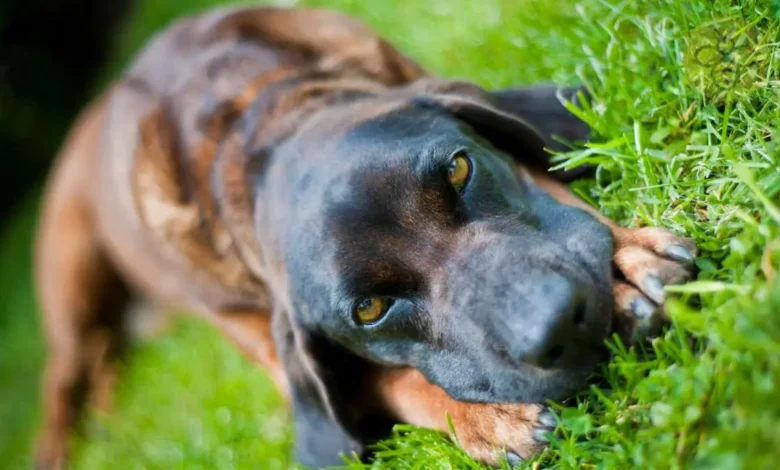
(410, 80), (592, 180)
(490, 85), (594, 180)
(271, 305), (392, 468)
(490, 85), (592, 153)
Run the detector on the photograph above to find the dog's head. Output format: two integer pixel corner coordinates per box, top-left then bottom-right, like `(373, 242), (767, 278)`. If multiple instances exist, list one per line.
(244, 79), (613, 464)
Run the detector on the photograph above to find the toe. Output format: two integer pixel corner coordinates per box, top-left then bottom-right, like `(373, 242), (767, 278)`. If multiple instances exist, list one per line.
(613, 281), (666, 343)
(531, 406), (557, 445)
(614, 246), (692, 303)
(615, 227), (698, 262)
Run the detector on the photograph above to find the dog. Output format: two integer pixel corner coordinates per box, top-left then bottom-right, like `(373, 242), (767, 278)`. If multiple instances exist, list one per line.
(33, 5), (697, 469)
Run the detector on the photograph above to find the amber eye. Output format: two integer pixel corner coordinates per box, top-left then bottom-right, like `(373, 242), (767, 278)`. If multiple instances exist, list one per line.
(447, 151), (472, 192)
(354, 297), (388, 324)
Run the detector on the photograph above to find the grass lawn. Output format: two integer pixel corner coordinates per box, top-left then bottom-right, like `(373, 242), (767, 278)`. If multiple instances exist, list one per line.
(1, 0), (779, 468)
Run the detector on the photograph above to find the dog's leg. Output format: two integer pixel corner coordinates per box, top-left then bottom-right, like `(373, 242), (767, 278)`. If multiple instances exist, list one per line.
(376, 368), (553, 467)
(528, 169), (697, 341)
(35, 100), (131, 470)
(35, 197), (130, 470)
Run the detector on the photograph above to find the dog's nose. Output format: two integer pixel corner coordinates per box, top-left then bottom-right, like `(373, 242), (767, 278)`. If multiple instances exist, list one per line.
(508, 275), (589, 369)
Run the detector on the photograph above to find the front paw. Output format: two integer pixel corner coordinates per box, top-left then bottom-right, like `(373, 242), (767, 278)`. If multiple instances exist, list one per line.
(449, 403), (555, 467)
(610, 227), (698, 343)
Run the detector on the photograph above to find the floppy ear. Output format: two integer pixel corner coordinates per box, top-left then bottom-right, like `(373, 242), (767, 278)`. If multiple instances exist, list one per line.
(410, 80), (592, 181)
(491, 85), (592, 152)
(491, 84), (594, 180)
(271, 305), (393, 468)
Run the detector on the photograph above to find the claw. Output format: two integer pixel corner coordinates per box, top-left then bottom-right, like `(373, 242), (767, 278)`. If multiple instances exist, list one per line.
(644, 276), (666, 303)
(538, 409), (557, 428)
(630, 296), (656, 319)
(532, 427), (550, 443)
(665, 245), (695, 264)
(505, 451), (523, 467)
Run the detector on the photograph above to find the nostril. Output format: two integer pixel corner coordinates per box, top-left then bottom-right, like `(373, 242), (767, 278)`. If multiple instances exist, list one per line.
(545, 344), (564, 365)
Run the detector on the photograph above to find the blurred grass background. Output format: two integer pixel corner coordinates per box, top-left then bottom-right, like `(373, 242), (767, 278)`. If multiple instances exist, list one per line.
(1, 0), (779, 469)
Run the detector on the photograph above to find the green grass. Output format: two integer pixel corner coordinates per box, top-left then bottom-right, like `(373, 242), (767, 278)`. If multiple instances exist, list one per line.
(1, 0), (779, 468)
(0, 195), (45, 469)
(72, 321), (297, 470)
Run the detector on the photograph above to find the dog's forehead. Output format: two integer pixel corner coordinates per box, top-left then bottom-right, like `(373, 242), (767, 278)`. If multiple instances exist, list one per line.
(294, 95), (468, 153)
(340, 102), (464, 144)
(327, 105), (473, 189)
(272, 100), (470, 276)
(280, 102), (469, 203)
(318, 112), (468, 279)
(323, 106), (472, 210)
